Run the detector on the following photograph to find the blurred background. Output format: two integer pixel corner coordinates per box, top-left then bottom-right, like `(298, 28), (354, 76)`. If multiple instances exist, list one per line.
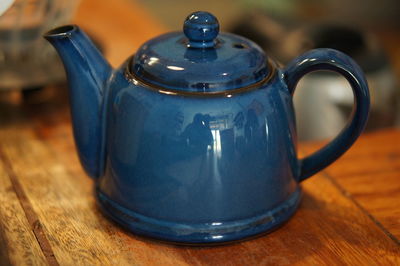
(1, 0), (399, 141)
(138, 0), (400, 141)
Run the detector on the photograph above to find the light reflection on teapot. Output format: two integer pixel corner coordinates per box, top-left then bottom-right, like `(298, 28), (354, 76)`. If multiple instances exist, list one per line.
(44, 11), (370, 244)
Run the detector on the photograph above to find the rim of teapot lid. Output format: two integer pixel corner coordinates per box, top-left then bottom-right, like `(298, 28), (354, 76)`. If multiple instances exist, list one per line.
(128, 11), (274, 94)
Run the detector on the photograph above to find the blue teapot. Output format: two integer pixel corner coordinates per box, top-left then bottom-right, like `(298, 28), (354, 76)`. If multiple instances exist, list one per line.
(45, 11), (369, 244)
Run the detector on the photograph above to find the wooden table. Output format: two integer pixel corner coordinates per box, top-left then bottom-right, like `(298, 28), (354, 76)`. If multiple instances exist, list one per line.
(0, 0), (399, 265)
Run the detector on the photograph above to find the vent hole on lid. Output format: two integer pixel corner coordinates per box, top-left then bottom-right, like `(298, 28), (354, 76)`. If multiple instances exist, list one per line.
(233, 43), (246, 49)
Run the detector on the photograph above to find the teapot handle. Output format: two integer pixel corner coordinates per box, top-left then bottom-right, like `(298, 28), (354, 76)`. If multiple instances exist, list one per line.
(283, 48), (370, 182)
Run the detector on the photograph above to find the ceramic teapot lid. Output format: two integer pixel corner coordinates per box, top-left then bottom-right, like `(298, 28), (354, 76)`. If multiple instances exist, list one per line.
(129, 11), (274, 94)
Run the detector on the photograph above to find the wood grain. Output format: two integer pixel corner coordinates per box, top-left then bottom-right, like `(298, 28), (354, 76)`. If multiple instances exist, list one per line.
(0, 153), (47, 266)
(0, 93), (190, 265)
(1, 114), (400, 265)
(0, 0), (399, 264)
(300, 129), (400, 242)
(2, 84), (399, 265)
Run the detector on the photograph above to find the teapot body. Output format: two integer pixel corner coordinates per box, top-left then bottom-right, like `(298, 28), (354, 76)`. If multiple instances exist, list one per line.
(96, 61), (302, 243)
(45, 11), (370, 244)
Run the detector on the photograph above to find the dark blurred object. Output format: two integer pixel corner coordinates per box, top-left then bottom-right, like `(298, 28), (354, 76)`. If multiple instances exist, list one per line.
(0, 0), (80, 90)
(237, 0), (400, 29)
(231, 12), (399, 140)
(286, 25), (399, 140)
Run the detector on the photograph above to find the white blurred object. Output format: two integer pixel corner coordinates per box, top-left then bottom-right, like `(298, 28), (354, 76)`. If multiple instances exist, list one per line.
(230, 13), (400, 140)
(288, 27), (399, 141)
(0, 0), (15, 16)
(0, 0), (80, 90)
(293, 65), (399, 141)
(293, 73), (351, 141)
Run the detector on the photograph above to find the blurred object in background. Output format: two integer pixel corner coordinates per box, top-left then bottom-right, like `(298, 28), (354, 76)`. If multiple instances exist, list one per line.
(238, 0), (400, 28)
(288, 26), (399, 140)
(230, 8), (399, 141)
(137, 0), (242, 31)
(0, 0), (80, 90)
(0, 0), (15, 16)
(140, 0), (400, 140)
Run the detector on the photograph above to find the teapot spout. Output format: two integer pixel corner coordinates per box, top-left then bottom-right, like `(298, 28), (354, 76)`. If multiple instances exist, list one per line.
(44, 25), (111, 178)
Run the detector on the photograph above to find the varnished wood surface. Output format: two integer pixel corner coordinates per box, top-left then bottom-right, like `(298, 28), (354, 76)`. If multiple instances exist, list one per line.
(0, 0), (399, 265)
(300, 130), (400, 242)
(1, 91), (399, 265)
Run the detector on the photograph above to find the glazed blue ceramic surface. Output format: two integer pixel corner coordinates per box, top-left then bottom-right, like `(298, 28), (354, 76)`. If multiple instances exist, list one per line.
(44, 11), (370, 244)
(133, 12), (269, 92)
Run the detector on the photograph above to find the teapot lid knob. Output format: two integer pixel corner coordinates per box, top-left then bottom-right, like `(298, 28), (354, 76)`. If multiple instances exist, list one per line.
(183, 11), (219, 48)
